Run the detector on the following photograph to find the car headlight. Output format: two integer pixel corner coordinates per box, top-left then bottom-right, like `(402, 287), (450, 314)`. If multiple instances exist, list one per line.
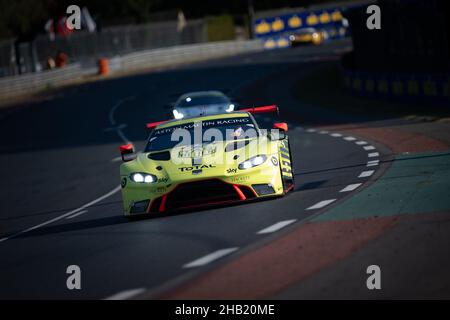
(238, 155), (267, 170)
(226, 104), (235, 112)
(173, 109), (184, 119)
(130, 173), (157, 183)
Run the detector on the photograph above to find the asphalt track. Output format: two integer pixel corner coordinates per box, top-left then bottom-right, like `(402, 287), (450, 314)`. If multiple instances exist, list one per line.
(0, 40), (386, 299)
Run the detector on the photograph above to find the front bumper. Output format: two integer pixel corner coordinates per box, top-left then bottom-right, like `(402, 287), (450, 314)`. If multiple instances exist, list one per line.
(121, 164), (283, 216)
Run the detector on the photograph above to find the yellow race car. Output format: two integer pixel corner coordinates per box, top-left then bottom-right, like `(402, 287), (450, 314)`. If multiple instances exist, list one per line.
(289, 27), (325, 46)
(118, 105), (294, 217)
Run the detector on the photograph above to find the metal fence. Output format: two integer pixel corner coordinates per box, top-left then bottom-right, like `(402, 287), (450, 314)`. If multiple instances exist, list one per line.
(0, 40), (17, 77)
(0, 39), (264, 103)
(0, 19), (208, 77)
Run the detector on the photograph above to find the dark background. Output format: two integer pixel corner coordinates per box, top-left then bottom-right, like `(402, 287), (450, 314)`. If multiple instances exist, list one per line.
(0, 0), (355, 40)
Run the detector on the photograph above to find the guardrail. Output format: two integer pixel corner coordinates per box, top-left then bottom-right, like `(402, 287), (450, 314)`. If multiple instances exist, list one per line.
(0, 40), (264, 104)
(0, 63), (92, 101)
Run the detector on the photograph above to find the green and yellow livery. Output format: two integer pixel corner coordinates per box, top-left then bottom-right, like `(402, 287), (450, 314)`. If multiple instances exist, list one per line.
(118, 106), (295, 217)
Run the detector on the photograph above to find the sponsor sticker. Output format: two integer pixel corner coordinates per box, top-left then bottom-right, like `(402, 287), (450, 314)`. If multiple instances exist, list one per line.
(231, 175), (250, 183)
(178, 164), (216, 172)
(271, 156), (279, 166)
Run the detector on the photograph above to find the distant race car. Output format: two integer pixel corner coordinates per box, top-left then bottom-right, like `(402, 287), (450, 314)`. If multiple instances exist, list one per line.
(167, 91), (236, 119)
(288, 27), (325, 46)
(118, 105), (295, 217)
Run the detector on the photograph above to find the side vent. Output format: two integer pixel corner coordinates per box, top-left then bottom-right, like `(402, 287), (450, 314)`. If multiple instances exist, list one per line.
(148, 151), (171, 161)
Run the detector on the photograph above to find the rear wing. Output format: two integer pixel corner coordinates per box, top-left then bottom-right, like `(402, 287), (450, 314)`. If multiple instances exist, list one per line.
(239, 105), (279, 115)
(146, 120), (168, 130)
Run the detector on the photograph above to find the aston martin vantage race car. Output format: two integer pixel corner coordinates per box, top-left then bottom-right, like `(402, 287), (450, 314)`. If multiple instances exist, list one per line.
(118, 105), (294, 217)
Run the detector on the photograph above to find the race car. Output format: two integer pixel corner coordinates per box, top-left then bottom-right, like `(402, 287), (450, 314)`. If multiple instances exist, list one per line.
(118, 105), (295, 217)
(288, 27), (326, 46)
(167, 90), (236, 119)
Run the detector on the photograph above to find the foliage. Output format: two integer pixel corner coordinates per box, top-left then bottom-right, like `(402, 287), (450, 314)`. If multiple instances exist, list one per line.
(207, 15), (235, 42)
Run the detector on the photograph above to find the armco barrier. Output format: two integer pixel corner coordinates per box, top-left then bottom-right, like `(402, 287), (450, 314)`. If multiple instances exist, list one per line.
(119, 40), (263, 70)
(0, 63), (90, 101)
(342, 68), (450, 103)
(0, 40), (264, 103)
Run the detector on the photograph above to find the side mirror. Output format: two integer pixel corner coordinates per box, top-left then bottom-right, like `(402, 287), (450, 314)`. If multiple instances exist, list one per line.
(119, 143), (136, 162)
(273, 122), (288, 132)
(270, 122), (288, 140)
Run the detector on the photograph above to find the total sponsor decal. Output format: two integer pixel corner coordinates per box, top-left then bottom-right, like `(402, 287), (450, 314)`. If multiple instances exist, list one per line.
(178, 164), (216, 172)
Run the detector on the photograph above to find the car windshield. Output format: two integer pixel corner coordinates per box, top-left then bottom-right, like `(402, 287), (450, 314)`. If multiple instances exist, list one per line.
(145, 117), (258, 152)
(176, 94), (230, 108)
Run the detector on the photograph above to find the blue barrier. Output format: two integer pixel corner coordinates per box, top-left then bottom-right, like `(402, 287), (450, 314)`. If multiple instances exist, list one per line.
(254, 8), (348, 49)
(343, 68), (450, 103)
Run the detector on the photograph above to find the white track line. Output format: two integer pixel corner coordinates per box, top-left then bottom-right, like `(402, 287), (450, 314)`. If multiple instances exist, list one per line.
(104, 288), (146, 300)
(358, 170), (375, 178)
(257, 219), (297, 234)
(65, 210), (88, 220)
(368, 152), (380, 158)
(344, 136), (356, 141)
(0, 186), (121, 243)
(363, 145), (376, 151)
(355, 141), (368, 145)
(183, 248), (238, 268)
(306, 128), (316, 133)
(340, 183), (362, 192)
(367, 160), (380, 167)
(1, 97), (135, 244)
(108, 96), (135, 144)
(306, 199), (337, 210)
(318, 130), (329, 134)
(330, 133), (342, 137)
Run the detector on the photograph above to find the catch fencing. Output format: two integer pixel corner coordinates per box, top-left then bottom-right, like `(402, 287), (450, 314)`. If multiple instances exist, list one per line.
(0, 19), (208, 78)
(0, 39), (264, 102)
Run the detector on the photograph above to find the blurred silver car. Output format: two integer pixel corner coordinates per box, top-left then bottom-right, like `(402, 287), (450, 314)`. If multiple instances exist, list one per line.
(168, 91), (236, 119)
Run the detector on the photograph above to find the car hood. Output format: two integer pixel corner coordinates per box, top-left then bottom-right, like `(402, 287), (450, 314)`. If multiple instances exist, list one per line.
(121, 137), (278, 183)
